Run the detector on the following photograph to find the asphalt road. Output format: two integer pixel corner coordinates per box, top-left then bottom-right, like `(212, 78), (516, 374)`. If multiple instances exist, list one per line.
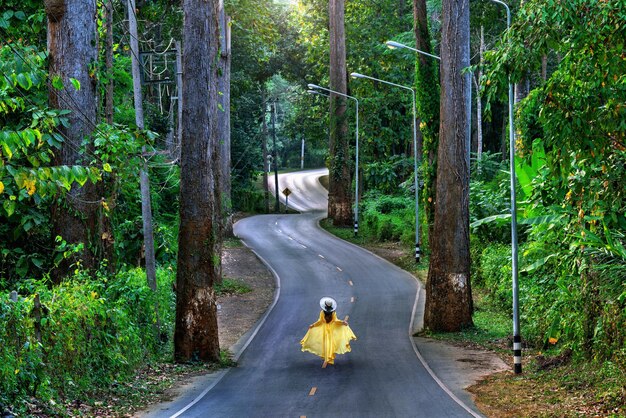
(171, 169), (475, 417)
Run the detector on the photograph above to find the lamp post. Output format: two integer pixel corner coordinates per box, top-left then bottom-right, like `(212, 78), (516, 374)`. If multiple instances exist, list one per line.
(307, 84), (360, 236)
(385, 40), (441, 61)
(488, 0), (521, 375)
(350, 72), (421, 263)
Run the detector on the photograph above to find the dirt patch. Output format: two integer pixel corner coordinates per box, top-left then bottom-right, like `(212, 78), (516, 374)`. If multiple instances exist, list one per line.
(218, 246), (275, 351)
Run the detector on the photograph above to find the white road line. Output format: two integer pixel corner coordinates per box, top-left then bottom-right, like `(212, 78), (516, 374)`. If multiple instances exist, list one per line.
(409, 282), (482, 418)
(169, 240), (282, 418)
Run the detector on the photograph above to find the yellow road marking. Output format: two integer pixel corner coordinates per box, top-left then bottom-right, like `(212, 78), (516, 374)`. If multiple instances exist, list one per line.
(309, 386), (317, 396)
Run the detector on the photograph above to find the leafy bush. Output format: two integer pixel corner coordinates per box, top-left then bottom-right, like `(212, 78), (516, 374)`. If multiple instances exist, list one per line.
(360, 193), (415, 244)
(477, 243), (512, 311)
(0, 267), (175, 411)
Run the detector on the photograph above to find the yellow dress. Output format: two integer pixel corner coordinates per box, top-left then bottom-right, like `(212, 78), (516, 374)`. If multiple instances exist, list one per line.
(300, 311), (357, 364)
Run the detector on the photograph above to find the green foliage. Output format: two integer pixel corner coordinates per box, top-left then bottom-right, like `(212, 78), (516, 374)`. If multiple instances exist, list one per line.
(0, 267), (175, 412)
(361, 193), (415, 244)
(0, 42), (108, 284)
(476, 243), (511, 311)
(363, 155), (414, 194)
(474, 0), (626, 367)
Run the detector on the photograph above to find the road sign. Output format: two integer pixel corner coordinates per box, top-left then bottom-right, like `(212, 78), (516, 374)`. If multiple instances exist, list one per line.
(282, 187), (291, 197)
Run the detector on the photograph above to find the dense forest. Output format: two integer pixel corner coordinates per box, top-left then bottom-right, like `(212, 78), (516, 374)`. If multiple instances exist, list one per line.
(1, 0), (624, 415)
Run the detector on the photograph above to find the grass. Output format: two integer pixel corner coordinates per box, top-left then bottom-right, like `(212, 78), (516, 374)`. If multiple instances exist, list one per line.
(425, 290), (512, 354)
(470, 360), (626, 417)
(214, 278), (252, 296)
(224, 237), (244, 248)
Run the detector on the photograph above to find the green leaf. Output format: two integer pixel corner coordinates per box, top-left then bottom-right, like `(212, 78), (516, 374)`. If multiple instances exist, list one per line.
(3, 200), (15, 217)
(103, 163), (112, 172)
(51, 76), (64, 90)
(521, 254), (556, 273)
(15, 73), (33, 90)
(72, 166), (88, 186)
(470, 213), (511, 228)
(69, 78), (81, 91)
(1, 140), (13, 160)
(21, 129), (36, 146)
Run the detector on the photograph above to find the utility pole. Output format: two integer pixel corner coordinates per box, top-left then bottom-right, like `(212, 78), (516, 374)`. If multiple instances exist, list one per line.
(261, 94), (270, 213)
(301, 137), (305, 169)
(272, 100), (279, 212)
(128, 0), (157, 291)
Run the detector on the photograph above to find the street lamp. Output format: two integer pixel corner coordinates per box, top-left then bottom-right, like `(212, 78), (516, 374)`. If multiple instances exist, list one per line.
(307, 84), (361, 237)
(385, 40), (441, 61)
(350, 72), (421, 263)
(386, 39), (471, 167)
(487, 0), (521, 375)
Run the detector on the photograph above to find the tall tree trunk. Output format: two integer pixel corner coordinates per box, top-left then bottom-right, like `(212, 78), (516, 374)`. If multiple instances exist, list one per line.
(105, 0), (114, 124)
(218, 0), (233, 237)
(328, 0), (352, 226)
(47, 0), (100, 282)
(175, 40), (183, 160)
(413, 0), (440, 239)
(175, 0), (221, 363)
(128, 0), (157, 291)
(425, 0), (473, 332)
(475, 25), (484, 170)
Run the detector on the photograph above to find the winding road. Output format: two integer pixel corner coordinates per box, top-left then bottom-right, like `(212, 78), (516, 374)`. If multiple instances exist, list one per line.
(170, 168), (478, 417)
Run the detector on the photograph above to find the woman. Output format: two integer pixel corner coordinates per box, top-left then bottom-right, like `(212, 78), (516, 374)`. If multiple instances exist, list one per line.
(301, 297), (357, 367)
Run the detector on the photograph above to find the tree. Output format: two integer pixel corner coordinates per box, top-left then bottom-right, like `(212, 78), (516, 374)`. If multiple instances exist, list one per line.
(327, 0), (352, 226)
(174, 0), (221, 362)
(219, 0), (233, 236)
(127, 0), (158, 291)
(46, 0), (101, 281)
(425, 0), (473, 332)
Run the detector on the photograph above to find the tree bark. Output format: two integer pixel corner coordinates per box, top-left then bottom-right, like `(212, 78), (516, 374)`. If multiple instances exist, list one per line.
(328, 0), (352, 226)
(475, 25), (484, 169)
(128, 0), (157, 291)
(175, 0), (221, 363)
(425, 0), (473, 332)
(47, 0), (100, 281)
(218, 0), (233, 237)
(105, 0), (114, 124)
(175, 40), (183, 160)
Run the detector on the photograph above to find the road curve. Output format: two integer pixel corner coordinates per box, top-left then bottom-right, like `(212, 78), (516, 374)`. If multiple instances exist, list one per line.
(172, 169), (475, 417)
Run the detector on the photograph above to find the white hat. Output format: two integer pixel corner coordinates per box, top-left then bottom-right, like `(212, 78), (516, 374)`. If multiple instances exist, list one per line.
(319, 297), (337, 312)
